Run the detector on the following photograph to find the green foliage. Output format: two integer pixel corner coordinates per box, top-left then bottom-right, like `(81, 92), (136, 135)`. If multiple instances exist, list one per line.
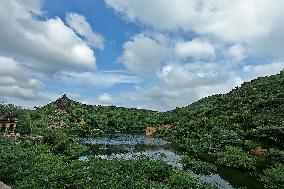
(182, 155), (217, 174)
(216, 146), (256, 169)
(264, 150), (284, 164)
(0, 136), (217, 189)
(1, 68), (283, 188)
(0, 104), (32, 134)
(33, 95), (160, 135)
(42, 129), (87, 157)
(261, 164), (284, 189)
(159, 70), (284, 177)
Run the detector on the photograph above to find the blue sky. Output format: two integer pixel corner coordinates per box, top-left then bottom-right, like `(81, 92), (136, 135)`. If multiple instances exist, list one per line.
(0, 0), (283, 111)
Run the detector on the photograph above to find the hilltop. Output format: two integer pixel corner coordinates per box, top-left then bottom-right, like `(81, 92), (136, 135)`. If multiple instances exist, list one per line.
(163, 69), (284, 149)
(32, 70), (284, 144)
(32, 93), (160, 135)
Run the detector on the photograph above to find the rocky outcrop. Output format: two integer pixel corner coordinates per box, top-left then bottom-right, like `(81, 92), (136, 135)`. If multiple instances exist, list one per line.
(250, 147), (267, 156)
(146, 124), (172, 136)
(0, 181), (11, 189)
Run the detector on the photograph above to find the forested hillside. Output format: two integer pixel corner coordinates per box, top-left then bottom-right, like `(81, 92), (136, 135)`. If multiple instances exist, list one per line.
(1, 70), (283, 188)
(162, 69), (284, 149)
(32, 94), (159, 135)
(158, 70), (284, 188)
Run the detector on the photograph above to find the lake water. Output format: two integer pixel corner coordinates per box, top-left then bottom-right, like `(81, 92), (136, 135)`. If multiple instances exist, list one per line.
(76, 134), (263, 189)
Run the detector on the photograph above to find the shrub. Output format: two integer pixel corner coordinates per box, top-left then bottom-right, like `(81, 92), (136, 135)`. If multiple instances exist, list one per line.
(261, 164), (284, 189)
(0, 136), (218, 189)
(43, 129), (87, 157)
(182, 155), (217, 174)
(217, 146), (256, 169)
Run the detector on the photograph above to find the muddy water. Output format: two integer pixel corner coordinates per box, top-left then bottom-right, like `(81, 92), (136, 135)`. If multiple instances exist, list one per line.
(77, 134), (263, 189)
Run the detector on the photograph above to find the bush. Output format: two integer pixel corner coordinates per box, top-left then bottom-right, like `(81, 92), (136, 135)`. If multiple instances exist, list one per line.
(261, 164), (284, 189)
(43, 129), (87, 157)
(264, 150), (284, 163)
(182, 155), (217, 174)
(217, 146), (256, 169)
(0, 136), (218, 189)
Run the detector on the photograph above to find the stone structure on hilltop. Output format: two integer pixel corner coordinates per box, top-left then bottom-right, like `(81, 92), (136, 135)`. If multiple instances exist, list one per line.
(0, 112), (18, 135)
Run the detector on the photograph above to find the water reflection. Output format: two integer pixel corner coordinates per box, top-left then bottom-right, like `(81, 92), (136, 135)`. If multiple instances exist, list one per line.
(77, 134), (234, 189)
(76, 134), (168, 146)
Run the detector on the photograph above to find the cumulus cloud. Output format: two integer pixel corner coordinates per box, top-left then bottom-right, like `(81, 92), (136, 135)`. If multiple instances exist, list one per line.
(175, 39), (215, 60)
(119, 33), (169, 75)
(103, 0), (284, 111)
(225, 44), (246, 63)
(123, 75), (243, 111)
(98, 93), (113, 104)
(66, 12), (105, 50)
(243, 62), (284, 77)
(157, 63), (226, 89)
(0, 0), (97, 74)
(105, 0), (284, 56)
(0, 56), (44, 100)
(58, 71), (141, 88)
(118, 60), (244, 111)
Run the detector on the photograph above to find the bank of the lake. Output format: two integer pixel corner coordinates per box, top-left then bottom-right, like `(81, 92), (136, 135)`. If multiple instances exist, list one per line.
(76, 134), (264, 189)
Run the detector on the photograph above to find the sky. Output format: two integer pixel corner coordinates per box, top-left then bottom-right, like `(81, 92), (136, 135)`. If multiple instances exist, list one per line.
(0, 0), (283, 111)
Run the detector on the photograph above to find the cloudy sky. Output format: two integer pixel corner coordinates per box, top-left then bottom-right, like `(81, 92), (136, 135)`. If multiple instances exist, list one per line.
(0, 0), (283, 111)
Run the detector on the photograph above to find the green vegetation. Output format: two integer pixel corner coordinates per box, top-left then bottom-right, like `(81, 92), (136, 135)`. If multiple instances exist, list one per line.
(0, 70), (284, 188)
(182, 155), (217, 174)
(260, 163), (284, 189)
(0, 104), (32, 134)
(158, 70), (284, 186)
(216, 146), (256, 169)
(42, 129), (87, 157)
(0, 136), (217, 189)
(32, 94), (160, 135)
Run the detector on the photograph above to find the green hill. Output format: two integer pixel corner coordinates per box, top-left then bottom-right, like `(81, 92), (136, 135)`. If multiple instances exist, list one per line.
(162, 70), (284, 150)
(157, 70), (284, 188)
(33, 70), (284, 148)
(32, 94), (159, 135)
(1, 70), (284, 188)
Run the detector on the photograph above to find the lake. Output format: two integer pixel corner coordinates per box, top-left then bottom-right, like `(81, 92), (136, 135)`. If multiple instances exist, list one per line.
(76, 134), (263, 189)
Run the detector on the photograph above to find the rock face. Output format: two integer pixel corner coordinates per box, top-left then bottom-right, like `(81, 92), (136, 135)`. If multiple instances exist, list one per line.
(250, 147), (267, 156)
(0, 181), (11, 189)
(146, 124), (172, 136)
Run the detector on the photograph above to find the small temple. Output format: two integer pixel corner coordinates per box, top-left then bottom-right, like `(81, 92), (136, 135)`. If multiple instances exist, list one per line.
(0, 112), (18, 134)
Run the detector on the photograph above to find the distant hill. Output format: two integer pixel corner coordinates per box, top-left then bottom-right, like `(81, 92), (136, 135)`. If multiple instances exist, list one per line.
(32, 70), (284, 142)
(32, 93), (159, 135)
(161, 69), (284, 151)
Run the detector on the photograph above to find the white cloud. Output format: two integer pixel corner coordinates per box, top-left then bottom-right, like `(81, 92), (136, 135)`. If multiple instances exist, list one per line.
(119, 33), (169, 75)
(103, 0), (284, 111)
(123, 76), (243, 111)
(118, 61), (245, 111)
(243, 62), (284, 77)
(0, 56), (44, 100)
(98, 93), (113, 104)
(0, 0), (97, 74)
(157, 63), (226, 89)
(59, 71), (141, 88)
(175, 39), (215, 60)
(105, 0), (284, 56)
(225, 44), (246, 63)
(66, 12), (105, 50)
